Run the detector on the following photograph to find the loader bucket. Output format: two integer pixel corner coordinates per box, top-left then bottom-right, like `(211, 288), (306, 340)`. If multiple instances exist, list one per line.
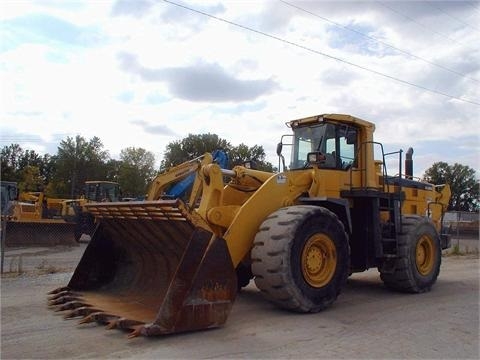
(6, 220), (77, 247)
(48, 200), (237, 337)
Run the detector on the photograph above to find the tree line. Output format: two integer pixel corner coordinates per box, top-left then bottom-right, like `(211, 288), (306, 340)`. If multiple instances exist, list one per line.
(423, 162), (479, 212)
(0, 133), (274, 199)
(1, 133), (477, 211)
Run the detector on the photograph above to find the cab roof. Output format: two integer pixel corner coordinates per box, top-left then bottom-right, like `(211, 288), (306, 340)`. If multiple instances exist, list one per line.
(85, 181), (119, 185)
(287, 114), (375, 131)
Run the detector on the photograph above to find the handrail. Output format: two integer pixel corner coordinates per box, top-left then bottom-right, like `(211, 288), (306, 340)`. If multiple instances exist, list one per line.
(347, 141), (405, 197)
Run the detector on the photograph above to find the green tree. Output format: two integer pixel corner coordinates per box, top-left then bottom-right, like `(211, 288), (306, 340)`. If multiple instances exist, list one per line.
(228, 143), (274, 172)
(423, 162), (479, 212)
(161, 133), (230, 168)
(53, 135), (110, 197)
(19, 149), (55, 184)
(39, 153), (57, 186)
(118, 147), (156, 197)
(1, 144), (24, 182)
(105, 159), (122, 182)
(161, 133), (274, 172)
(19, 165), (44, 192)
(19, 149), (41, 170)
(1, 144), (54, 185)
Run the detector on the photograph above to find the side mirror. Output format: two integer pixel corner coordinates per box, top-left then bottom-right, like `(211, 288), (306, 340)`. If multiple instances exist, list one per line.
(307, 151), (326, 166)
(243, 160), (257, 169)
(276, 142), (283, 156)
(346, 131), (356, 145)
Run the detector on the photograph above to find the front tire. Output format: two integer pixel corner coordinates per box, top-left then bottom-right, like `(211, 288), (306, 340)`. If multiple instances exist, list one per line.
(252, 206), (350, 313)
(380, 216), (441, 293)
(74, 212), (95, 242)
(236, 261), (253, 291)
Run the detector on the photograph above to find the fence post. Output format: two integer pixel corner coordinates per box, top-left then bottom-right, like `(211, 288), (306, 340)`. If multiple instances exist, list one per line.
(456, 211), (460, 249)
(1, 216), (6, 274)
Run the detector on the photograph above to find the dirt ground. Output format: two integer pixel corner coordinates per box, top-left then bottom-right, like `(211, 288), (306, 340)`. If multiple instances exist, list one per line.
(1, 238), (479, 360)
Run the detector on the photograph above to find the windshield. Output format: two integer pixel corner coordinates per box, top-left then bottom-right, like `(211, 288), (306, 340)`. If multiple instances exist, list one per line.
(290, 124), (328, 169)
(85, 183), (120, 202)
(1, 183), (17, 211)
(289, 122), (357, 170)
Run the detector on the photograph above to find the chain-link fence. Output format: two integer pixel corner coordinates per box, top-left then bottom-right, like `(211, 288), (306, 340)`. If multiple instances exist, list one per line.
(444, 211), (479, 237)
(3, 220), (78, 247)
(1, 217), (78, 273)
(443, 211), (479, 254)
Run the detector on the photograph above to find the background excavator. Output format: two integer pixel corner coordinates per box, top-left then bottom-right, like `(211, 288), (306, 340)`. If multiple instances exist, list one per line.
(49, 114), (451, 338)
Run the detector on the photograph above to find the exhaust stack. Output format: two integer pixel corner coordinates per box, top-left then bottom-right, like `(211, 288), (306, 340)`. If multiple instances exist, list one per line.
(405, 147), (414, 180)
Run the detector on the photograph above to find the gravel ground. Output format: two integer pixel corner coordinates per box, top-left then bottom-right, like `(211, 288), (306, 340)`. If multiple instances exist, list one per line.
(1, 238), (478, 360)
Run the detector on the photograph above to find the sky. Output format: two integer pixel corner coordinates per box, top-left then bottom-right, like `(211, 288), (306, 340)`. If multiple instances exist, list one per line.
(0, 0), (479, 178)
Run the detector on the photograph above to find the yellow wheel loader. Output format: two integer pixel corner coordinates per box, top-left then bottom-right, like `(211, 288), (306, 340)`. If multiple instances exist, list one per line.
(2, 182), (122, 246)
(67, 181), (122, 241)
(48, 114), (451, 337)
(4, 190), (78, 246)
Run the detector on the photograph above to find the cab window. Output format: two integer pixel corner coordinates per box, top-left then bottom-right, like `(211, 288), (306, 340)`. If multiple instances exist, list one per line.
(338, 127), (357, 169)
(290, 122), (357, 170)
(320, 124), (357, 170)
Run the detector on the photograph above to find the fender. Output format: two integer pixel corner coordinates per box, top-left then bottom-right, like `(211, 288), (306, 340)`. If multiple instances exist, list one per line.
(298, 197), (352, 234)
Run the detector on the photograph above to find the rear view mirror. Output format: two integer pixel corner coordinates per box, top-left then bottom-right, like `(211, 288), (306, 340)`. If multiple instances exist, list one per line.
(276, 142), (283, 156)
(346, 130), (356, 145)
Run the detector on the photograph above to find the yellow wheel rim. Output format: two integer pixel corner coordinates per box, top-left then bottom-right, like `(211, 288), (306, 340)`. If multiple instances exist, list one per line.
(301, 234), (337, 288)
(416, 235), (435, 276)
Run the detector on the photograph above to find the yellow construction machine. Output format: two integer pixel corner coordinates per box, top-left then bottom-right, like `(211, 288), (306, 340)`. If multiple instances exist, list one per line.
(49, 114), (451, 338)
(4, 190), (78, 246)
(68, 181), (122, 241)
(2, 181), (121, 246)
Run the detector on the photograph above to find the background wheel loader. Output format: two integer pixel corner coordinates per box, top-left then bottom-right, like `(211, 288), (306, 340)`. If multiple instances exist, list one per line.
(1, 181), (122, 246)
(68, 180), (122, 242)
(2, 186), (79, 246)
(48, 114), (451, 338)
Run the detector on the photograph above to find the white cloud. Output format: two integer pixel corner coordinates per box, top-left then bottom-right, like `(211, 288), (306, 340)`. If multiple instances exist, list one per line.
(0, 0), (478, 177)
(117, 52), (278, 101)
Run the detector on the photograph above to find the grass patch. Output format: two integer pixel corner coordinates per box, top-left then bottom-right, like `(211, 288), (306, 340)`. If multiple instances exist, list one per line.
(450, 244), (462, 255)
(444, 243), (479, 257)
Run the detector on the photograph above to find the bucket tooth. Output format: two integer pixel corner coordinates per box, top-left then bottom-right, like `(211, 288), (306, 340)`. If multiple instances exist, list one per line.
(105, 320), (117, 330)
(47, 290), (77, 300)
(48, 295), (81, 306)
(78, 312), (119, 325)
(64, 307), (103, 319)
(48, 290), (80, 301)
(53, 301), (92, 312)
(105, 318), (145, 331)
(48, 286), (70, 295)
(127, 325), (145, 339)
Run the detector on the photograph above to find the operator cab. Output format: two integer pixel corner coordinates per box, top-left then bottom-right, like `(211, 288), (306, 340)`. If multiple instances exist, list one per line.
(84, 181), (121, 202)
(278, 115), (358, 171)
(1, 181), (18, 213)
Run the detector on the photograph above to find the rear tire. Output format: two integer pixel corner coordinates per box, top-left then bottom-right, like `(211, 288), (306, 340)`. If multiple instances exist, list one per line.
(252, 206), (350, 313)
(380, 216), (441, 293)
